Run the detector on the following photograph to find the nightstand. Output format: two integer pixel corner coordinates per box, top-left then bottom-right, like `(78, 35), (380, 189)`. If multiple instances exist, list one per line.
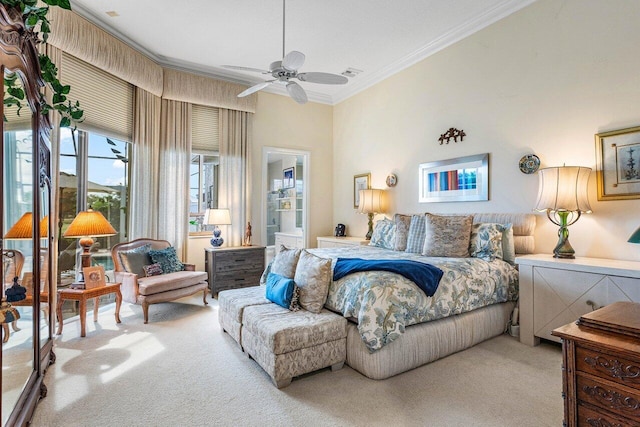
(316, 236), (369, 248)
(516, 254), (640, 346)
(205, 246), (265, 297)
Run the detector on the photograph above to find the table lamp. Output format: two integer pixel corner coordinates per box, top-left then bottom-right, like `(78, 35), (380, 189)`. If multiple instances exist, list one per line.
(204, 208), (232, 247)
(357, 189), (388, 240)
(63, 208), (117, 285)
(534, 166), (592, 259)
(4, 212), (49, 239)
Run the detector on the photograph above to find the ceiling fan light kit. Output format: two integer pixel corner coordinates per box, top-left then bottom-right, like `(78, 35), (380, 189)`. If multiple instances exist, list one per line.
(224, 0), (348, 104)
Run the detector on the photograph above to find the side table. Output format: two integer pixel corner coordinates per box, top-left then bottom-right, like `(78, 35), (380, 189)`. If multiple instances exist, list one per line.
(56, 282), (122, 337)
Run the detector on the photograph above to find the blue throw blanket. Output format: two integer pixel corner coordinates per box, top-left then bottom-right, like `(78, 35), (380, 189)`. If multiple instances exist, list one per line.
(333, 258), (444, 297)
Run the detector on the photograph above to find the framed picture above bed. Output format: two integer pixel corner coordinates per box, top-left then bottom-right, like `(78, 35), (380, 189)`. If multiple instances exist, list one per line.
(595, 125), (640, 201)
(353, 173), (371, 208)
(419, 153), (489, 203)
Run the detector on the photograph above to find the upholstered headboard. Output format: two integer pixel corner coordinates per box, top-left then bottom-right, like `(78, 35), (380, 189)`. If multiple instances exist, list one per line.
(470, 213), (536, 255)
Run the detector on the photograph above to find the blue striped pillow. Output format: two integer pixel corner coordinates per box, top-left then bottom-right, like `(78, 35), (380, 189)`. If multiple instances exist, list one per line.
(405, 214), (426, 253)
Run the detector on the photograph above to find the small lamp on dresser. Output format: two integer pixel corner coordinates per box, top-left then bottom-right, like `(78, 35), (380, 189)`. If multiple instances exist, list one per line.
(533, 165), (592, 259)
(204, 208), (232, 247)
(357, 189), (388, 240)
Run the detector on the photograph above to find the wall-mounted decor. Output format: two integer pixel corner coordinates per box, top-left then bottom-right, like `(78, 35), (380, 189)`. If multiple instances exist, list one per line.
(386, 173), (397, 187)
(354, 173), (371, 208)
(419, 153), (489, 203)
(438, 128), (466, 145)
(519, 154), (540, 174)
(283, 167), (295, 189)
(595, 125), (640, 200)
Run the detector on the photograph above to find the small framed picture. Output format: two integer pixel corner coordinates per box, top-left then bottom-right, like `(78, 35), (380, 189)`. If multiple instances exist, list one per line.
(595, 125), (640, 200)
(283, 167), (295, 189)
(354, 173), (371, 208)
(83, 265), (106, 289)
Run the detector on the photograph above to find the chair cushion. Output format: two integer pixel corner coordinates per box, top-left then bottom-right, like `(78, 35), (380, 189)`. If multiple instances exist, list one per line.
(242, 304), (347, 355)
(137, 270), (207, 296)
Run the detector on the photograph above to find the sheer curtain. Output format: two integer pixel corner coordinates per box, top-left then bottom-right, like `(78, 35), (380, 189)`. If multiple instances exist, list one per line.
(157, 100), (191, 258)
(218, 109), (253, 247)
(130, 87), (162, 239)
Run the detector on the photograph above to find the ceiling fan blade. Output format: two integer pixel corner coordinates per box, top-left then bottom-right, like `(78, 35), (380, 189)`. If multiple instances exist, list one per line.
(222, 65), (270, 74)
(286, 81), (308, 104)
(282, 51), (305, 71)
(297, 72), (348, 85)
(237, 81), (274, 98)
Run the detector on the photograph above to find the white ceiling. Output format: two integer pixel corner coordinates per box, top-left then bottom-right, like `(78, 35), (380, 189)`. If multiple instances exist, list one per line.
(70, 0), (535, 105)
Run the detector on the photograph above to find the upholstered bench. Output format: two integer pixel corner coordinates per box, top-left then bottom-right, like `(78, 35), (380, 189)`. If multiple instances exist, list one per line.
(218, 286), (270, 348)
(241, 303), (347, 388)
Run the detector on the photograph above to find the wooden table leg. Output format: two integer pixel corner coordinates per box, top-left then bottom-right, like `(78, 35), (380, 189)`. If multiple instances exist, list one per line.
(79, 297), (87, 337)
(114, 290), (122, 324)
(2, 324), (9, 343)
(93, 297), (100, 322)
(56, 293), (63, 335)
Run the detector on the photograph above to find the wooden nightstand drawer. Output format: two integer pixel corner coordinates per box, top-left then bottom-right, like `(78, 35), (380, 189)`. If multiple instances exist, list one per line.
(578, 403), (640, 427)
(214, 250), (264, 272)
(205, 246), (265, 297)
(577, 375), (640, 420)
(577, 346), (640, 387)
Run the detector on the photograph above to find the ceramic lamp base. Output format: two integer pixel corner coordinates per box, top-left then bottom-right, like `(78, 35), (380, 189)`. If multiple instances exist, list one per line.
(211, 226), (224, 247)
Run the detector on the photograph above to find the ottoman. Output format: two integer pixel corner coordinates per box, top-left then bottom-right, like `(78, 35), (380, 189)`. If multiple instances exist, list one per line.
(241, 303), (347, 388)
(218, 286), (270, 348)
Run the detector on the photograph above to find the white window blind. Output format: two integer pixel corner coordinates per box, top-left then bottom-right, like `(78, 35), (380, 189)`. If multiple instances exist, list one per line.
(61, 52), (133, 141)
(192, 104), (219, 152)
(3, 104), (31, 131)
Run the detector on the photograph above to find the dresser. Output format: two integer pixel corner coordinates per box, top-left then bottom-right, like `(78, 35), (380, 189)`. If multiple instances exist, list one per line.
(205, 246), (265, 297)
(552, 302), (640, 427)
(316, 236), (369, 248)
(516, 254), (640, 346)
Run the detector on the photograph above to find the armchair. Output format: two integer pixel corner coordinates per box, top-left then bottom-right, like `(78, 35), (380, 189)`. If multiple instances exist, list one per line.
(111, 239), (208, 323)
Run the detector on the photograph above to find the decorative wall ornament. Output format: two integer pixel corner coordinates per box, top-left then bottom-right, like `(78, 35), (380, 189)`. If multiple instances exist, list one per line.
(519, 154), (540, 174)
(385, 174), (397, 187)
(438, 128), (466, 145)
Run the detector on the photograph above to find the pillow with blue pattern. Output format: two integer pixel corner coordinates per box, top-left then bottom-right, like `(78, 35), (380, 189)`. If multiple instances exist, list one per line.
(369, 217), (396, 250)
(148, 246), (184, 274)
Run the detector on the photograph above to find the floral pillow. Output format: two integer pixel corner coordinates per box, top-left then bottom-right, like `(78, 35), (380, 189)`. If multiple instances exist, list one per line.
(143, 263), (164, 277)
(369, 217), (396, 250)
(293, 250), (331, 313)
(469, 223), (506, 261)
(148, 246), (184, 274)
(270, 245), (301, 279)
(393, 213), (412, 251)
(422, 214), (473, 257)
(405, 214), (426, 253)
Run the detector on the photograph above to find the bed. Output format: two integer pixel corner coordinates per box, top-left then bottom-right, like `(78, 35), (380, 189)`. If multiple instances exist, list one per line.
(309, 212), (536, 379)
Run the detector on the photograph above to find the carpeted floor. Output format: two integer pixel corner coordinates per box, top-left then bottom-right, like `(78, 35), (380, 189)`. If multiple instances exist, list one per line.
(30, 294), (563, 426)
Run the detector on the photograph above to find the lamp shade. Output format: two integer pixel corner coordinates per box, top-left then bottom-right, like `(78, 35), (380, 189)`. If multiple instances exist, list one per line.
(534, 166), (592, 213)
(204, 208), (232, 226)
(629, 227), (640, 244)
(63, 209), (117, 238)
(4, 212), (49, 239)
(357, 189), (388, 214)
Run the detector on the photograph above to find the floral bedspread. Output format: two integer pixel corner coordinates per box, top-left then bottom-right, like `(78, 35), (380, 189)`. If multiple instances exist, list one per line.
(308, 246), (518, 352)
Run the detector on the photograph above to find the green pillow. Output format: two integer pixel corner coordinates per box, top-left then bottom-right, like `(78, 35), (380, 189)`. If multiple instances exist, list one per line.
(148, 246), (184, 274)
(119, 244), (152, 277)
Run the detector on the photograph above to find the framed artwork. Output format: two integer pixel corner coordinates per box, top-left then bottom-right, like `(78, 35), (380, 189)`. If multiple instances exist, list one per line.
(353, 173), (371, 208)
(419, 153), (489, 203)
(83, 265), (106, 289)
(595, 126), (640, 201)
(282, 167), (295, 189)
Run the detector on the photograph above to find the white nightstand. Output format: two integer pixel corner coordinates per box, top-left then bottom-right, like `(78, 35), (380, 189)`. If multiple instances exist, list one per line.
(516, 254), (640, 346)
(316, 236), (369, 248)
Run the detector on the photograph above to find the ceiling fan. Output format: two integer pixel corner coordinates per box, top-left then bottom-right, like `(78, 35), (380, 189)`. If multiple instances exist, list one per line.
(222, 0), (348, 104)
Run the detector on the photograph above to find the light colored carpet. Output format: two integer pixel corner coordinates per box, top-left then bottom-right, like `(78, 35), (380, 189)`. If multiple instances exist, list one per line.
(30, 294), (563, 426)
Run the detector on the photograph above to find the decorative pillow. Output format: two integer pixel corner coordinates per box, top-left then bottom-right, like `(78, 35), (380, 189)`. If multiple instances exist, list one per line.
(143, 263), (164, 277)
(422, 214), (473, 257)
(501, 223), (516, 265)
(265, 272), (295, 309)
(405, 214), (426, 253)
(148, 246), (184, 274)
(293, 250), (332, 313)
(259, 259), (273, 285)
(369, 217), (395, 250)
(469, 223), (506, 261)
(119, 244), (152, 277)
(271, 245), (301, 279)
(393, 214), (412, 251)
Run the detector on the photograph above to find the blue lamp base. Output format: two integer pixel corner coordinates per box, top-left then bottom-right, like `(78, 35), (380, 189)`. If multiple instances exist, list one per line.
(211, 226), (224, 247)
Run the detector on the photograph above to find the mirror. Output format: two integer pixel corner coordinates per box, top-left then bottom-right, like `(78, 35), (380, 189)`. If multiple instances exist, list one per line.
(262, 147), (309, 258)
(2, 71), (35, 425)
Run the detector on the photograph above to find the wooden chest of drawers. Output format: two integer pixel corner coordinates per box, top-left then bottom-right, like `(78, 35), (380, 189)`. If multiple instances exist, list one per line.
(205, 246), (265, 297)
(552, 302), (640, 426)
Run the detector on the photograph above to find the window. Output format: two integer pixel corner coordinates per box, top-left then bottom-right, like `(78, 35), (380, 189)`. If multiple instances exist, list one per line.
(58, 128), (130, 281)
(189, 152), (219, 234)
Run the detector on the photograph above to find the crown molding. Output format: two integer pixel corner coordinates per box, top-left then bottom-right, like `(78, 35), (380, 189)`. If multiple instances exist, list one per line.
(330, 0), (537, 105)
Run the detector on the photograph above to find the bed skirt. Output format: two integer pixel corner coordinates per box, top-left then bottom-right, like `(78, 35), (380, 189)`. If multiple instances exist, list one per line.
(345, 301), (515, 380)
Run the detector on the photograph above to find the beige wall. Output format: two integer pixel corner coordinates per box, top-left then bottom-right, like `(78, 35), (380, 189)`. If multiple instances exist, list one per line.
(251, 92), (334, 248)
(333, 0), (640, 261)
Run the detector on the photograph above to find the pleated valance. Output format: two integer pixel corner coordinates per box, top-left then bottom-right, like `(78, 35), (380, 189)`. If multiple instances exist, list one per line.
(47, 7), (164, 96)
(162, 68), (257, 114)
